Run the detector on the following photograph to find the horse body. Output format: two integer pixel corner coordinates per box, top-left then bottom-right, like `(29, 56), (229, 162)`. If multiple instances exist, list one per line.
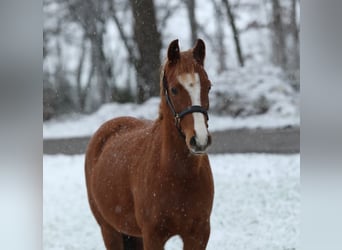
(86, 117), (158, 236)
(85, 39), (214, 250)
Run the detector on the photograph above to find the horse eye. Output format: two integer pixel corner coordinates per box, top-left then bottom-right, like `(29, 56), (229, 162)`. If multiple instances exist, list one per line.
(171, 87), (178, 95)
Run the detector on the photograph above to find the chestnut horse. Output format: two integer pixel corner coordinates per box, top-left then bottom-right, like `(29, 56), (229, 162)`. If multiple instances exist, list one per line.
(85, 39), (214, 250)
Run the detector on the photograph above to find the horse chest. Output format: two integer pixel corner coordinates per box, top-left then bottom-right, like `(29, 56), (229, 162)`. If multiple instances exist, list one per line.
(137, 175), (211, 236)
(141, 167), (212, 213)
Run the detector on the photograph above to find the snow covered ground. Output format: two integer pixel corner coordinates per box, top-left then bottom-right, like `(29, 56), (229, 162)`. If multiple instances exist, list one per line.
(43, 153), (300, 250)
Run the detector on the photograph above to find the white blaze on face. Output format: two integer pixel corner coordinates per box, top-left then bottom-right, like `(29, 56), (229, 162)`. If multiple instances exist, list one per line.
(177, 73), (208, 146)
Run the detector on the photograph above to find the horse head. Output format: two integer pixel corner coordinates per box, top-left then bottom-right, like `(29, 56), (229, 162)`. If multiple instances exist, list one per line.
(162, 39), (212, 154)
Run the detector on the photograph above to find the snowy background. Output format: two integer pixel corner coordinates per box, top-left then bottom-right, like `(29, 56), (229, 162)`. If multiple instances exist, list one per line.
(44, 153), (300, 250)
(43, 0), (299, 138)
(43, 0), (300, 126)
(43, 64), (299, 139)
(43, 0), (300, 249)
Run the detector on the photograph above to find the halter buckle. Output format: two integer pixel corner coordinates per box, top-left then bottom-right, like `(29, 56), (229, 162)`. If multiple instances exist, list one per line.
(174, 114), (181, 127)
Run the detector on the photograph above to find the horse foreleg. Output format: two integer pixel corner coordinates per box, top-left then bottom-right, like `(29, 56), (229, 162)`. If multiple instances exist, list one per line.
(100, 224), (124, 250)
(182, 223), (210, 250)
(122, 234), (143, 250)
(183, 235), (209, 250)
(141, 229), (167, 250)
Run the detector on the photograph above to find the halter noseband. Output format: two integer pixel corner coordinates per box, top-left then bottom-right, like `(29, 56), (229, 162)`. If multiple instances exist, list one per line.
(162, 72), (209, 137)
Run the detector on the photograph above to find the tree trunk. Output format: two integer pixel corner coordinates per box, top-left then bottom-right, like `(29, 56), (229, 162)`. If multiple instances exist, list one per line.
(89, 28), (111, 105)
(271, 0), (287, 68)
(82, 59), (95, 112)
(222, 0), (244, 67)
(291, 0), (299, 45)
(76, 38), (87, 112)
(291, 0), (299, 69)
(184, 0), (198, 45)
(108, 0), (137, 67)
(67, 0), (111, 106)
(212, 0), (227, 73)
(129, 0), (162, 103)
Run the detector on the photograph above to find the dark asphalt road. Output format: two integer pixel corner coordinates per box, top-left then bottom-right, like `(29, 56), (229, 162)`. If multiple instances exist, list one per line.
(43, 127), (299, 155)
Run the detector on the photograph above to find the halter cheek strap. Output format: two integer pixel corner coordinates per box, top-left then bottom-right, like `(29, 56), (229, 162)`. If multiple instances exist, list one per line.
(162, 72), (209, 137)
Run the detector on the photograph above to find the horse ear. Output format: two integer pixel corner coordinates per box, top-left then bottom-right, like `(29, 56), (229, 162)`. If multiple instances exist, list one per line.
(193, 39), (206, 66)
(167, 39), (180, 64)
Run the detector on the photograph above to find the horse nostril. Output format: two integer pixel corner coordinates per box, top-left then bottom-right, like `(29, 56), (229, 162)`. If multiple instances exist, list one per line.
(190, 136), (197, 147)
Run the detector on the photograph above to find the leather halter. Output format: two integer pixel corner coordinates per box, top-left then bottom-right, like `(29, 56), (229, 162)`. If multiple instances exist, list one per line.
(162, 72), (209, 137)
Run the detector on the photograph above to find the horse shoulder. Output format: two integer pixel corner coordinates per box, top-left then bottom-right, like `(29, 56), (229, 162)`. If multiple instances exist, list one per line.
(85, 116), (153, 167)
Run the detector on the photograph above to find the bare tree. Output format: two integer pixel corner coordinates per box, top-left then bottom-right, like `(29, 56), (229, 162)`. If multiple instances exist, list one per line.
(129, 0), (162, 103)
(271, 0), (287, 68)
(158, 1), (182, 30)
(67, 0), (112, 105)
(183, 0), (199, 45)
(222, 0), (244, 67)
(211, 0), (228, 73)
(291, 0), (299, 45)
(291, 0), (299, 68)
(75, 37), (93, 112)
(108, 0), (137, 67)
(287, 0), (299, 89)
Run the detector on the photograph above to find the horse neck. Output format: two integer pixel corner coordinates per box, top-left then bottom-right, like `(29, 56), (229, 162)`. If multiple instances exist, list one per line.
(159, 100), (200, 174)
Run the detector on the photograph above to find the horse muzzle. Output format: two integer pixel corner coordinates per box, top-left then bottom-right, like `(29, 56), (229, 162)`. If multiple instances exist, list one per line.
(189, 134), (212, 154)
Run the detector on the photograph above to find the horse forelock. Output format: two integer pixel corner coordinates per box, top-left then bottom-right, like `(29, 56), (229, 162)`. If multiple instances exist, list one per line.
(161, 51), (206, 87)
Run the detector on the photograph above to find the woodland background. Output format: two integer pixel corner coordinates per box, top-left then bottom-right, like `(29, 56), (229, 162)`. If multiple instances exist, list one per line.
(43, 0), (299, 120)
